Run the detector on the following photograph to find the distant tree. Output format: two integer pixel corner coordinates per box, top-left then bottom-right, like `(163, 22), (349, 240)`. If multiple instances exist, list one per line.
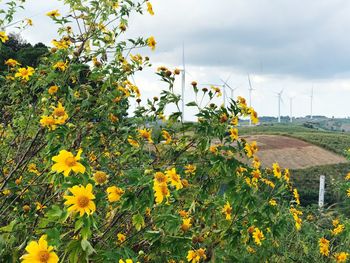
(0, 33), (48, 70)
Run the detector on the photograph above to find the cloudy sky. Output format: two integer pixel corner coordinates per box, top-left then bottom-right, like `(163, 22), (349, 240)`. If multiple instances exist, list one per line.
(4, 0), (350, 120)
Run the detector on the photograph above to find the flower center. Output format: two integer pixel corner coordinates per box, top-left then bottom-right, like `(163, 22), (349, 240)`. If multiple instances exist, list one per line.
(94, 172), (107, 184)
(65, 157), (76, 167)
(38, 251), (50, 262)
(54, 109), (65, 117)
(77, 195), (89, 208)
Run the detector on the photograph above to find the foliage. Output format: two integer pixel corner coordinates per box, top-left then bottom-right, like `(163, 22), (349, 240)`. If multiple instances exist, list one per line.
(1, 1), (350, 263)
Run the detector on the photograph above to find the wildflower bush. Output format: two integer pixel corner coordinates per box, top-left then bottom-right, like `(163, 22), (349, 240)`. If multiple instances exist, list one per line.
(2, 1), (350, 262)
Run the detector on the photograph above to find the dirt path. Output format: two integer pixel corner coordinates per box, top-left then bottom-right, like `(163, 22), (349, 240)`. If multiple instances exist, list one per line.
(243, 135), (348, 169)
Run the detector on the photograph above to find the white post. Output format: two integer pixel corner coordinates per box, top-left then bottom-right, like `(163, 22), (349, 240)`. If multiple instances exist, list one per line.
(318, 175), (325, 208)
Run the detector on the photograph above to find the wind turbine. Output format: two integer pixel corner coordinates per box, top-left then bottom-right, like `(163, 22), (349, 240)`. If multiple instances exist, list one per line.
(276, 89), (284, 123)
(220, 77), (238, 104)
(247, 74), (255, 125)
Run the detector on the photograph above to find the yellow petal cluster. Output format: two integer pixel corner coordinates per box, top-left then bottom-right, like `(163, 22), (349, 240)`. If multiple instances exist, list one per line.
(51, 149), (85, 176)
(21, 235), (59, 263)
(64, 184), (96, 217)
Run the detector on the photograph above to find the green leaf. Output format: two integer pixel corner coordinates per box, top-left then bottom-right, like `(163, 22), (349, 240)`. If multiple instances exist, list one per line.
(132, 214), (145, 231)
(186, 101), (197, 107)
(81, 239), (95, 256)
(0, 219), (17, 232)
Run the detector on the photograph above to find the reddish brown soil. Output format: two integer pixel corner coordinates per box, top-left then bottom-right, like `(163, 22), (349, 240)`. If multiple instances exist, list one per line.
(242, 135), (348, 169)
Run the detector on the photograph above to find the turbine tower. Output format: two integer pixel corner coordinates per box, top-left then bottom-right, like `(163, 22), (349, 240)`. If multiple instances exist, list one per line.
(247, 74), (254, 126)
(276, 89), (284, 123)
(181, 43), (185, 122)
(220, 77), (238, 103)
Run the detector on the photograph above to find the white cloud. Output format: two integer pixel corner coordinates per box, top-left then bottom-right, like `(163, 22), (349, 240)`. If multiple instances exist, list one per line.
(3, 0), (350, 119)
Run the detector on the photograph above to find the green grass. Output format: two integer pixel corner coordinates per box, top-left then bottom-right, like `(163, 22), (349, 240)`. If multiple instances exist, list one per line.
(291, 163), (350, 207)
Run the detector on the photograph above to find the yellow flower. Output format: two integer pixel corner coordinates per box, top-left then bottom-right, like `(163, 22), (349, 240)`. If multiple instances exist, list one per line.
(162, 130), (172, 144)
(53, 61), (68, 71)
(231, 116), (239, 126)
(5, 58), (20, 67)
(146, 1), (154, 15)
(251, 169), (261, 179)
(119, 260), (133, 263)
(28, 163), (40, 175)
(187, 248), (206, 263)
(0, 31), (9, 43)
(290, 207), (303, 231)
(93, 171), (109, 185)
(48, 85), (59, 95)
(179, 210), (189, 218)
(64, 184), (96, 217)
(51, 149), (86, 177)
(106, 186), (125, 202)
(335, 252), (349, 262)
(181, 218), (192, 231)
(252, 228), (265, 246)
(249, 107), (259, 124)
(153, 172), (170, 204)
(15, 175), (23, 185)
(209, 145), (218, 154)
(222, 201), (232, 220)
(333, 219), (340, 227)
(25, 18), (33, 26)
(112, 1), (119, 9)
(184, 164), (196, 175)
(319, 237), (330, 256)
(331, 224), (345, 236)
(252, 157), (261, 169)
(35, 202), (47, 211)
(229, 127), (238, 141)
(46, 10), (60, 17)
(244, 141), (258, 158)
(127, 136), (140, 148)
(284, 168), (290, 182)
(272, 163), (281, 179)
(237, 96), (247, 107)
(347, 188), (350, 197)
(2, 189), (11, 196)
(52, 102), (68, 124)
(147, 36), (156, 51)
(293, 188), (300, 205)
(15, 66), (35, 81)
(247, 246), (256, 254)
(52, 38), (71, 49)
(117, 233), (126, 244)
(165, 168), (183, 190)
(138, 128), (153, 143)
(345, 172), (350, 180)
(40, 115), (57, 130)
(269, 199), (277, 206)
(117, 86), (130, 97)
(211, 86), (222, 97)
(21, 235), (59, 263)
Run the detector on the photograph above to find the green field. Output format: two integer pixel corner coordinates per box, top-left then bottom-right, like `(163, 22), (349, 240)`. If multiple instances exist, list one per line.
(240, 123), (350, 206)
